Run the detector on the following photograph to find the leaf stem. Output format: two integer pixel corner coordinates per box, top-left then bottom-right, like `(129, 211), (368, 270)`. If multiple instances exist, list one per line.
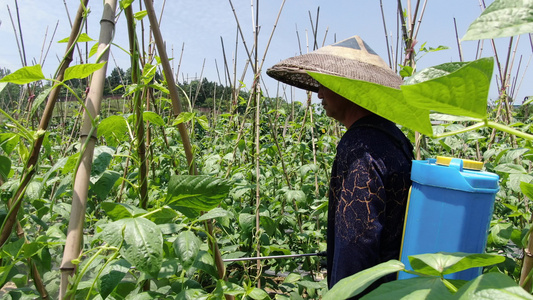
(486, 121), (533, 141)
(432, 121), (486, 139)
(0, 108), (34, 141)
(441, 278), (458, 293)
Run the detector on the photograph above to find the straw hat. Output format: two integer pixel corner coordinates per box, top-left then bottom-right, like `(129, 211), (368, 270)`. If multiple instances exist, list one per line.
(266, 36), (402, 92)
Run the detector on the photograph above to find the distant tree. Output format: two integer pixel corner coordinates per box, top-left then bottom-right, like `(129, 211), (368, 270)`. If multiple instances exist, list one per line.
(105, 66), (127, 95)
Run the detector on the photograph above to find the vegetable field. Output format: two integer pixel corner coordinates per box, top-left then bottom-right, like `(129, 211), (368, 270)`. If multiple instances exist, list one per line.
(1, 0), (533, 299)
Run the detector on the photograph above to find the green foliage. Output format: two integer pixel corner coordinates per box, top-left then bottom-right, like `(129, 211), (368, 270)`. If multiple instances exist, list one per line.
(101, 217), (163, 278)
(463, 0), (533, 40)
(1, 1), (533, 299)
(324, 253), (520, 300)
(63, 63), (106, 81)
(309, 71), (432, 135)
(309, 57), (495, 136)
(323, 260), (405, 300)
(0, 65), (45, 85)
(166, 175), (232, 218)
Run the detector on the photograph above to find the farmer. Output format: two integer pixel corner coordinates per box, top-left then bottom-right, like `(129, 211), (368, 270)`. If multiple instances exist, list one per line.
(267, 36), (413, 297)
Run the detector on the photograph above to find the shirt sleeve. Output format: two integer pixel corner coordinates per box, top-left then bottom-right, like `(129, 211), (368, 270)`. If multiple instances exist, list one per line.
(329, 151), (387, 284)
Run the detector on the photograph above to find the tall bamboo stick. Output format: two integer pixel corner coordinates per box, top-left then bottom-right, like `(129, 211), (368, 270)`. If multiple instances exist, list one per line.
(141, 2), (231, 299)
(59, 1), (117, 298)
(142, 0), (195, 172)
(0, 0), (89, 248)
(124, 5), (149, 210)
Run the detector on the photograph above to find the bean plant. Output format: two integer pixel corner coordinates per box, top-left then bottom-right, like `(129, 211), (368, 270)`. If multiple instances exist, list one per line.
(1, 0), (533, 299)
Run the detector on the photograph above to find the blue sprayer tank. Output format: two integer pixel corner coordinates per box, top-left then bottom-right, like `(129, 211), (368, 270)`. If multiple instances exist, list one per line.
(398, 157), (500, 281)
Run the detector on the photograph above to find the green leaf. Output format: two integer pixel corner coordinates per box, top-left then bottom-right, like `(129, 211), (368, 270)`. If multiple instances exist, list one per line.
(192, 250), (218, 278)
(323, 260), (405, 300)
(247, 287), (269, 300)
(0, 65), (45, 85)
(97, 259), (131, 299)
(0, 155), (11, 181)
(463, 0), (533, 41)
(0, 82), (7, 93)
(443, 254), (505, 275)
(284, 273), (302, 284)
(0, 264), (16, 289)
(22, 241), (44, 258)
(98, 115), (129, 145)
(159, 258), (179, 278)
(404, 62), (469, 85)
(101, 218), (163, 278)
(141, 63), (157, 85)
(58, 33), (95, 43)
(215, 280), (246, 297)
(64, 63), (106, 81)
(399, 65), (414, 77)
(238, 213), (255, 233)
(176, 289), (209, 300)
(26, 180), (42, 201)
(62, 152), (80, 174)
(430, 113), (480, 122)
(308, 71), (432, 136)
(285, 189), (306, 204)
(134, 10), (148, 20)
(494, 163), (527, 174)
(0, 133), (19, 155)
(89, 43), (99, 58)
(521, 181), (533, 199)
(158, 223), (186, 235)
(174, 231), (202, 269)
(455, 272), (533, 299)
(2, 238), (24, 258)
(91, 146), (115, 177)
(197, 115), (209, 130)
(364, 277), (452, 300)
(509, 174), (533, 193)
(300, 163), (318, 177)
(92, 170), (121, 199)
(197, 207), (233, 221)
(173, 112), (195, 125)
(149, 82), (170, 94)
(145, 206), (179, 224)
(30, 86), (53, 119)
(166, 175), (231, 218)
(488, 223), (514, 247)
(297, 280), (326, 290)
(101, 202), (147, 221)
(402, 58), (494, 119)
(498, 148), (530, 163)
(120, 0), (134, 9)
(408, 252), (504, 276)
(260, 215), (277, 236)
(143, 111), (165, 126)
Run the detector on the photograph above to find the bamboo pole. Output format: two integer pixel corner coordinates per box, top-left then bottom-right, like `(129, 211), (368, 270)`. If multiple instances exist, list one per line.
(0, 0), (89, 248)
(141, 2), (231, 298)
(59, 1), (117, 298)
(251, 0), (263, 288)
(124, 5), (149, 210)
(142, 0), (195, 172)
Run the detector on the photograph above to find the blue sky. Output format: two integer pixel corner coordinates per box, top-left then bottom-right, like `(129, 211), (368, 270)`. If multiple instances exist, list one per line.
(0, 0), (531, 103)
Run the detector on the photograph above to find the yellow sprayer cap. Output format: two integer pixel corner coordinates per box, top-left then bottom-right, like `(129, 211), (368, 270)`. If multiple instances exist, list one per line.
(435, 156), (484, 171)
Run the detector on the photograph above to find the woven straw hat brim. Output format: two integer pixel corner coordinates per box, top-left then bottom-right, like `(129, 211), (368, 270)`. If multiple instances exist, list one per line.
(266, 36), (403, 92)
(267, 53), (403, 92)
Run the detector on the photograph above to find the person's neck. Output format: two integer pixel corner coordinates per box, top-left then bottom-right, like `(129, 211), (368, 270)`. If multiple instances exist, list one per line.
(342, 108), (373, 128)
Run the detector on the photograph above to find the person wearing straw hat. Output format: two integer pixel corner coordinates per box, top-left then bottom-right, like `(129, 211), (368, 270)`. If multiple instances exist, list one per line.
(267, 36), (413, 297)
